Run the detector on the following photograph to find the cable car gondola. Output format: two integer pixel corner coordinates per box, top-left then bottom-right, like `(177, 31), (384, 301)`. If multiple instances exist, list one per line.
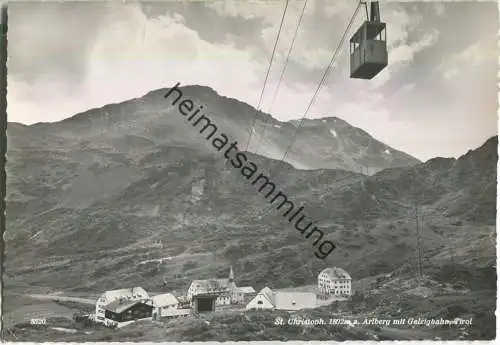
(349, 1), (388, 80)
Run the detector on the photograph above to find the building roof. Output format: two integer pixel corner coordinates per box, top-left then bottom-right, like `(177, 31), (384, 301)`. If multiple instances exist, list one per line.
(151, 293), (179, 307)
(274, 292), (317, 311)
(320, 267), (351, 280)
(259, 287), (275, 305)
(237, 286), (256, 294)
(191, 279), (230, 295)
(243, 292), (258, 304)
(192, 292), (220, 299)
(104, 299), (151, 314)
(100, 287), (149, 302)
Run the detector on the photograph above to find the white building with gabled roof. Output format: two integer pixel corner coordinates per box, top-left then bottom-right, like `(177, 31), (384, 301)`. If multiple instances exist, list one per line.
(151, 293), (179, 319)
(151, 293), (190, 320)
(245, 287), (275, 310)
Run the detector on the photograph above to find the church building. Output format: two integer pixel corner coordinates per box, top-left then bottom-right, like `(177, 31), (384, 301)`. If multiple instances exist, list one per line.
(186, 266), (255, 305)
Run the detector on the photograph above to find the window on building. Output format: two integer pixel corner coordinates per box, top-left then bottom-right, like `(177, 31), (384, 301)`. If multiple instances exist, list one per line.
(257, 301), (263, 305)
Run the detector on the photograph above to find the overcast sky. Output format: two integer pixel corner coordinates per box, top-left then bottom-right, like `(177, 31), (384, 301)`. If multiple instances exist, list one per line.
(7, 0), (498, 161)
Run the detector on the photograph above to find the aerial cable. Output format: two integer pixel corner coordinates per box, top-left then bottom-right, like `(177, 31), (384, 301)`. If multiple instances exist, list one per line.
(256, 0), (309, 156)
(272, 1), (363, 174)
(362, 0), (369, 20)
(255, 1), (363, 219)
(244, 0), (291, 152)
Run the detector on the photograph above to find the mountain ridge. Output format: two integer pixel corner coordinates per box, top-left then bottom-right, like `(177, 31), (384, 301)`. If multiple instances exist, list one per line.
(10, 83), (420, 174)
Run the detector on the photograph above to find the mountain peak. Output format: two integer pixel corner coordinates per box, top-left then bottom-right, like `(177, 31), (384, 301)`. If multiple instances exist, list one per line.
(144, 84), (220, 100)
(13, 83), (421, 173)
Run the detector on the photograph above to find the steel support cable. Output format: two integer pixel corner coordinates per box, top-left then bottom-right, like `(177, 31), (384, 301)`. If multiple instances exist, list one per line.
(256, 2), (362, 218)
(363, 1), (369, 20)
(271, 1), (362, 176)
(244, 0), (291, 152)
(256, 0), (309, 156)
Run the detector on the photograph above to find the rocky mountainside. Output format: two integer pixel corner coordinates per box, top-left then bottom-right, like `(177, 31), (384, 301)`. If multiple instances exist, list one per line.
(11, 84), (420, 173)
(3, 85), (495, 295)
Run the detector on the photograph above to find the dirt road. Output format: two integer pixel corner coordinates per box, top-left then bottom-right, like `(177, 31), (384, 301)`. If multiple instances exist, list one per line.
(27, 294), (95, 305)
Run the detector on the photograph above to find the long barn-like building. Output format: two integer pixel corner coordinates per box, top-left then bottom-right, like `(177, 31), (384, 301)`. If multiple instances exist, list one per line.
(246, 287), (317, 311)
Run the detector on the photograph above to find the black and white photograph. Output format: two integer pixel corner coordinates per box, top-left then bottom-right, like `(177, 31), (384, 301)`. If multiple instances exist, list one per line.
(0, 0), (497, 342)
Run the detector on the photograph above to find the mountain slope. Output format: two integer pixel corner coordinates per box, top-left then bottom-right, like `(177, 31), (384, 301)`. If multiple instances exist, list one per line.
(4, 111), (496, 294)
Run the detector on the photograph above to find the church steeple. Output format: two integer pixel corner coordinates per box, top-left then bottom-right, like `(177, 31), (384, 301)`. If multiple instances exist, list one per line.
(229, 266), (234, 283)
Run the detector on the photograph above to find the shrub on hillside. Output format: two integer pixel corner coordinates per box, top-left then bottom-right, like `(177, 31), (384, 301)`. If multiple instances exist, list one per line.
(182, 261), (198, 271)
(351, 291), (365, 302)
(276, 278), (295, 289)
(366, 222), (376, 229)
(181, 321), (210, 338)
(443, 304), (468, 319)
